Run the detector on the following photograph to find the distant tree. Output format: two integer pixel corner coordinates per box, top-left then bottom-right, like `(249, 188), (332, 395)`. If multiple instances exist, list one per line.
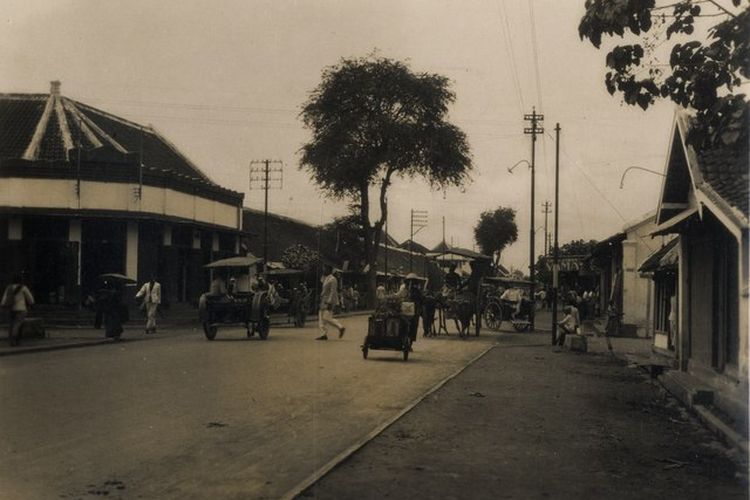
(281, 244), (319, 271)
(559, 239), (599, 256)
(300, 55), (472, 305)
(473, 207), (518, 271)
(579, 0), (749, 149)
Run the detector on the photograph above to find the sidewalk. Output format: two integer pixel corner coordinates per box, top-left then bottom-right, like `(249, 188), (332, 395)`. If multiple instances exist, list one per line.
(0, 309), (372, 357)
(297, 331), (748, 499)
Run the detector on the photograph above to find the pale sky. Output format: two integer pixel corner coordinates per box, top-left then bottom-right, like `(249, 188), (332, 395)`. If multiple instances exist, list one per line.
(2, 0), (706, 271)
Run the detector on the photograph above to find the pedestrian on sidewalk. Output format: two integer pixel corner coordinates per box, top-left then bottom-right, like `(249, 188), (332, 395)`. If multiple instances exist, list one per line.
(556, 306), (576, 346)
(135, 275), (161, 334)
(316, 265), (345, 340)
(1, 274), (34, 347)
(95, 280), (125, 340)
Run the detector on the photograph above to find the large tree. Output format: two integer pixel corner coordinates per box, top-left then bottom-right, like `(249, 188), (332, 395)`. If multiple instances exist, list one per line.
(473, 207), (518, 270)
(579, 0), (749, 149)
(300, 55), (472, 304)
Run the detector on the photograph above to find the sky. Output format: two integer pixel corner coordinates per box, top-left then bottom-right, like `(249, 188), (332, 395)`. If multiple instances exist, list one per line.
(1, 0), (715, 272)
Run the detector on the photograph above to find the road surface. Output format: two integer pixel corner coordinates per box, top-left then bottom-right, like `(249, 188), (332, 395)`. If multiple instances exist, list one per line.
(0, 315), (495, 499)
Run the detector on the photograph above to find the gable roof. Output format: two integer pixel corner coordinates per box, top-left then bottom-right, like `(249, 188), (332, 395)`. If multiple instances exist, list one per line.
(656, 109), (748, 232)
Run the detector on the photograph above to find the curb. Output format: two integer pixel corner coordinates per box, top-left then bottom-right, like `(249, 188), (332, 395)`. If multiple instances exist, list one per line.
(0, 338), (124, 357)
(692, 404), (749, 456)
(0, 313), (374, 357)
(280, 341), (498, 500)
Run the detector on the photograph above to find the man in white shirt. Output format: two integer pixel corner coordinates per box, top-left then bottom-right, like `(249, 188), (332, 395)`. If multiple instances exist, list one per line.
(2, 274), (34, 347)
(316, 265), (345, 340)
(135, 275), (162, 334)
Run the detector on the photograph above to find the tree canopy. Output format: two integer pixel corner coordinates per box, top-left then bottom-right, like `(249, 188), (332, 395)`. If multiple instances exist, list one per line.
(579, 0), (749, 149)
(300, 55), (472, 302)
(473, 207), (519, 269)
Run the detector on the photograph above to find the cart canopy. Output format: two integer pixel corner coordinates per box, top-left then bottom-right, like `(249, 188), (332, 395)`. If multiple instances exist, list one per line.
(205, 254), (263, 269)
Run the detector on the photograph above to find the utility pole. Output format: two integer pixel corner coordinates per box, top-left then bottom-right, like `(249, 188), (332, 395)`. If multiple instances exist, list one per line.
(409, 209), (428, 273)
(552, 123), (561, 345)
(542, 201), (551, 256)
(249, 159), (283, 272)
(524, 107), (543, 330)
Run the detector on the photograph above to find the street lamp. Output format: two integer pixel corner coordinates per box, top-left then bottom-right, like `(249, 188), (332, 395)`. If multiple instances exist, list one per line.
(507, 159), (531, 174)
(619, 166), (665, 189)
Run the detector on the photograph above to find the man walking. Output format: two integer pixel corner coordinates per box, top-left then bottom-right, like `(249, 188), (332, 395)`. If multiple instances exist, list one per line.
(316, 265), (345, 340)
(2, 274), (34, 347)
(135, 275), (161, 334)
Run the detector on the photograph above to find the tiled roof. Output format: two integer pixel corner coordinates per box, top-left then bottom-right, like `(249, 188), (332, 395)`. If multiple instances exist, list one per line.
(0, 95), (46, 160)
(696, 143), (749, 218)
(0, 88), (219, 188)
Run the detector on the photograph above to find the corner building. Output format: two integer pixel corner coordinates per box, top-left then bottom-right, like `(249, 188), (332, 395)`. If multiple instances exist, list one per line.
(0, 82), (244, 306)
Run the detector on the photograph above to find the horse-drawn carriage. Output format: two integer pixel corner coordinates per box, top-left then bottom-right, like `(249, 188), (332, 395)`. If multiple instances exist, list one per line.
(437, 289), (482, 338)
(198, 255), (270, 340)
(481, 277), (534, 332)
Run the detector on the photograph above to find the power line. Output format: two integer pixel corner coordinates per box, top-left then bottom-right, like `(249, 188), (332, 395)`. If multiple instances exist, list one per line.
(527, 0), (544, 113)
(496, 0), (526, 113)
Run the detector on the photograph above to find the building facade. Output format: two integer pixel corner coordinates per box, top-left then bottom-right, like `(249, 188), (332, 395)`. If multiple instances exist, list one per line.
(0, 82), (244, 306)
(651, 110), (748, 429)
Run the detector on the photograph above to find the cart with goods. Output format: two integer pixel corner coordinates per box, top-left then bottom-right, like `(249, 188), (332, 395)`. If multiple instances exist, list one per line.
(362, 297), (415, 361)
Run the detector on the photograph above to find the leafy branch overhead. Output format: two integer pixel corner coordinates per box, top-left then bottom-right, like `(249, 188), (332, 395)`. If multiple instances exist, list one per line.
(579, 0), (749, 148)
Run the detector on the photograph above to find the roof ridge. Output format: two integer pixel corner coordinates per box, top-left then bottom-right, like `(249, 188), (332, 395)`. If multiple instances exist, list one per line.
(71, 99), (153, 133)
(243, 206), (321, 229)
(148, 124), (215, 185)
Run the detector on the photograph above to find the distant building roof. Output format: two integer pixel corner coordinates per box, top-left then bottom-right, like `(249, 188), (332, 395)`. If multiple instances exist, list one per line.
(400, 239), (429, 254)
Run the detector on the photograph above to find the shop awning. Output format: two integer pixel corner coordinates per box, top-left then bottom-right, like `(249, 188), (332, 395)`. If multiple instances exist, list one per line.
(639, 238), (679, 273)
(651, 208), (699, 236)
(205, 254), (263, 268)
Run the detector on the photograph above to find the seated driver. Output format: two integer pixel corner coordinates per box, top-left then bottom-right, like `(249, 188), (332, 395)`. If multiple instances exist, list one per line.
(500, 287), (522, 318)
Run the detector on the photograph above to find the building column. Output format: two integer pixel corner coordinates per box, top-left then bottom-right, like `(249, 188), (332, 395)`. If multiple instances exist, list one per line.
(8, 218), (22, 240)
(126, 221), (139, 281)
(678, 237), (689, 371)
(192, 229), (202, 250)
(163, 225), (172, 246)
(69, 219), (82, 286)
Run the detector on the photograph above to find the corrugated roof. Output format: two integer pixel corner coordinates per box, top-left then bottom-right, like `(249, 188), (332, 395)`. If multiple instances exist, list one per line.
(639, 238), (679, 273)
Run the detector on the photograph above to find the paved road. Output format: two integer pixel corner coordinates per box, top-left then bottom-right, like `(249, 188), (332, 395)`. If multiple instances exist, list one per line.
(0, 315), (496, 499)
(302, 334), (748, 500)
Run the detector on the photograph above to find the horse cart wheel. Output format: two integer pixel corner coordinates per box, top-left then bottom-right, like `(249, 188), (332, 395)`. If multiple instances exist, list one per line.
(484, 302), (501, 330)
(402, 336), (411, 361)
(252, 292), (271, 340)
(203, 322), (217, 340)
(257, 316), (270, 340)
